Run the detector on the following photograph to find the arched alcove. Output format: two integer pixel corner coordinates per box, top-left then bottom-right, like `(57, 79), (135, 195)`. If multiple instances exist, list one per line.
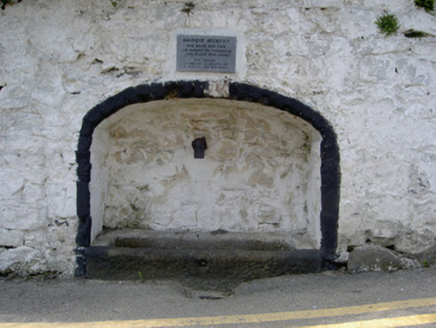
(91, 98), (322, 244)
(75, 81), (340, 278)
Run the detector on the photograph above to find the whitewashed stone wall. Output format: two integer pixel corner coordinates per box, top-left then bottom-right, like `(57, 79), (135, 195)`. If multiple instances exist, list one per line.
(0, 0), (435, 275)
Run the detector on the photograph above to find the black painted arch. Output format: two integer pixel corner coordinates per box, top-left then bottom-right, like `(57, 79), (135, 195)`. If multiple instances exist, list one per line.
(75, 81), (340, 276)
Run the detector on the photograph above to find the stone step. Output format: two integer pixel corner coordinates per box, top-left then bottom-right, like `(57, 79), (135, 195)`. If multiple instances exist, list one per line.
(92, 229), (317, 251)
(86, 229), (322, 289)
(86, 246), (322, 288)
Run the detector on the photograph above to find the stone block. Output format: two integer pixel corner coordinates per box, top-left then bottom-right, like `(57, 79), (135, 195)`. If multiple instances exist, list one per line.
(205, 80), (229, 98)
(395, 229), (435, 254)
(0, 173), (24, 199)
(0, 205), (47, 230)
(45, 183), (76, 218)
(348, 245), (403, 273)
(0, 229), (24, 247)
(302, 0), (343, 8)
(0, 246), (40, 271)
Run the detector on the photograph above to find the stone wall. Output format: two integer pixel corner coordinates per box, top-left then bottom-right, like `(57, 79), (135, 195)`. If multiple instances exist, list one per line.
(0, 0), (435, 275)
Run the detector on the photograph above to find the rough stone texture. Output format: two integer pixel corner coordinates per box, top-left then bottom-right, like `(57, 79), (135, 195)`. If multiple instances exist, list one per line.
(86, 245), (322, 291)
(411, 241), (436, 267)
(93, 229), (298, 251)
(0, 0), (435, 275)
(347, 246), (403, 273)
(0, 246), (44, 274)
(0, 228), (24, 248)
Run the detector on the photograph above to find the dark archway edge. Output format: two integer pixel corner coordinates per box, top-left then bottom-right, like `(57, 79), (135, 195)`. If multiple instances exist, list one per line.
(75, 81), (340, 277)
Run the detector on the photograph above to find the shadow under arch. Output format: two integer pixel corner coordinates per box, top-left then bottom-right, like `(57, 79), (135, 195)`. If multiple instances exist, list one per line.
(74, 81), (340, 277)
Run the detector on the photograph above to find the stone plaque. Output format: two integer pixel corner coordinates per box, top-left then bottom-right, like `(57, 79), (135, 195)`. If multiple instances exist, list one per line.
(177, 35), (237, 73)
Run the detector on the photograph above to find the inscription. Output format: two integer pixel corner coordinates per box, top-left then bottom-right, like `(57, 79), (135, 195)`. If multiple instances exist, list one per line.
(177, 35), (237, 73)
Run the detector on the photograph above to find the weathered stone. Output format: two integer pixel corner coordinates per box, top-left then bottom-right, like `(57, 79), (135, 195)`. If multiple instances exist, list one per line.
(347, 246), (403, 273)
(86, 239), (322, 289)
(400, 257), (422, 270)
(411, 240), (436, 267)
(0, 229), (24, 248)
(205, 80), (230, 98)
(395, 229), (435, 254)
(0, 246), (42, 273)
(302, 0), (343, 8)
(0, 205), (48, 231)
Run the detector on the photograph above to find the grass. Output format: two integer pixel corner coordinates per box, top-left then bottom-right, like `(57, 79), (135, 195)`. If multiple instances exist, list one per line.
(181, 2), (195, 15)
(375, 12), (400, 36)
(138, 270), (144, 282)
(415, 0), (435, 12)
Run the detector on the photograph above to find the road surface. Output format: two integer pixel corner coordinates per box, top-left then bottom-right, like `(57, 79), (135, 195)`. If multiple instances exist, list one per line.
(1, 267), (435, 327)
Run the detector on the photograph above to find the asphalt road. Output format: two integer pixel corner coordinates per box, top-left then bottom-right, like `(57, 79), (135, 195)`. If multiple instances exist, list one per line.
(0, 267), (435, 327)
